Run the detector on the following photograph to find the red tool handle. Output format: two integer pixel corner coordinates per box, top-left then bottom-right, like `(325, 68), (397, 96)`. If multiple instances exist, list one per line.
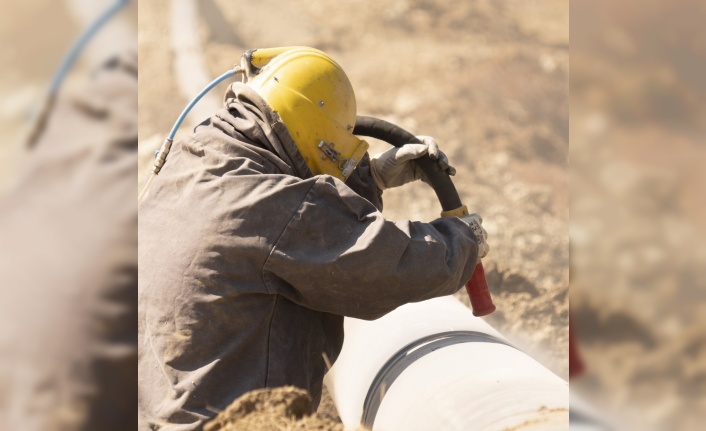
(352, 118), (495, 316)
(466, 262), (496, 316)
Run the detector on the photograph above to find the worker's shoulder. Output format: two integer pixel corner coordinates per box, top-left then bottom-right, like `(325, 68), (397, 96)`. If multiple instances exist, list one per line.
(235, 174), (354, 213)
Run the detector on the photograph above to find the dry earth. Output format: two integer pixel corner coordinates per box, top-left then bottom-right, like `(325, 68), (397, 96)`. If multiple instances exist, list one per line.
(204, 387), (350, 431)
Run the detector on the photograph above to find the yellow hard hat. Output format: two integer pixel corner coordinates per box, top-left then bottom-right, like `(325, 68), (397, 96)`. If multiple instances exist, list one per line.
(243, 47), (369, 182)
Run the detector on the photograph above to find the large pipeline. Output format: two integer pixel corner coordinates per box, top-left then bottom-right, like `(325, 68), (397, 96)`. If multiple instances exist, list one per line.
(324, 296), (569, 430)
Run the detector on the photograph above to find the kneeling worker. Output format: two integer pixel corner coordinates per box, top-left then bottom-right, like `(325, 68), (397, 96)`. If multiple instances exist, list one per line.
(138, 47), (489, 430)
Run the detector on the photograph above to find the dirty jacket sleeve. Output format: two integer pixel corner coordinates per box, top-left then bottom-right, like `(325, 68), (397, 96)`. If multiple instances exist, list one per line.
(263, 175), (479, 320)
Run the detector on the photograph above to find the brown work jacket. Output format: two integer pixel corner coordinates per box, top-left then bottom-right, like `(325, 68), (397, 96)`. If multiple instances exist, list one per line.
(138, 84), (479, 430)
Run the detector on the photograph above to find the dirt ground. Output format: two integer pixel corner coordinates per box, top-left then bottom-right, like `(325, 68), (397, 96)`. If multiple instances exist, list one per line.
(137, 0), (569, 428)
(204, 387), (349, 431)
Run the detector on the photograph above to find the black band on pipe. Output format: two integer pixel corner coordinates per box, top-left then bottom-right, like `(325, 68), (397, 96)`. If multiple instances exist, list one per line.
(361, 330), (516, 428)
(353, 116), (463, 212)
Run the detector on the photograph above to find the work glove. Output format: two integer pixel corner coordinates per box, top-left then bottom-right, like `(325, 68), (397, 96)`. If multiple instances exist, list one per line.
(461, 213), (489, 261)
(369, 135), (456, 190)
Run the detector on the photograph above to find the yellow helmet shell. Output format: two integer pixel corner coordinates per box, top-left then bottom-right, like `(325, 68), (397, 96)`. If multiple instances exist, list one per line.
(246, 47), (369, 182)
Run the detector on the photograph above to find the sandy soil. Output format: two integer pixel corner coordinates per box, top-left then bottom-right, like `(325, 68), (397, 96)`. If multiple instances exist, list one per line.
(204, 387), (351, 431)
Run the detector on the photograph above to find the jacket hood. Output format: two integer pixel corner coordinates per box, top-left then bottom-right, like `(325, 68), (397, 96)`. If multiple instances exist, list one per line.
(200, 82), (313, 180)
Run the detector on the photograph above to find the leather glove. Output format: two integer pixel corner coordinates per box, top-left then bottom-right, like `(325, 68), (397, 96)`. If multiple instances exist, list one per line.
(369, 135), (456, 190)
(461, 213), (489, 260)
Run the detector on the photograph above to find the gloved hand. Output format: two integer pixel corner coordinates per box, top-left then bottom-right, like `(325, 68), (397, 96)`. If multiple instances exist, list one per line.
(369, 135), (456, 190)
(461, 213), (489, 260)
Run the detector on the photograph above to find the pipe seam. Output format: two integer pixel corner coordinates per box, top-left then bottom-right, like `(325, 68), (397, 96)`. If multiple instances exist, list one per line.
(361, 330), (516, 428)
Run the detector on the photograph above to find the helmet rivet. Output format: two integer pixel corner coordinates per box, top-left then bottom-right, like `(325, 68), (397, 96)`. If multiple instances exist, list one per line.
(319, 100), (325, 107)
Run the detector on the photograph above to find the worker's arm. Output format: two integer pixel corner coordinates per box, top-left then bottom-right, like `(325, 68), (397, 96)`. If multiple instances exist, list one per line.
(262, 175), (481, 320)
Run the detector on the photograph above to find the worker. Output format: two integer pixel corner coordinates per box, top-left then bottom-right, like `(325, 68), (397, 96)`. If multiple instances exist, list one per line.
(138, 47), (489, 430)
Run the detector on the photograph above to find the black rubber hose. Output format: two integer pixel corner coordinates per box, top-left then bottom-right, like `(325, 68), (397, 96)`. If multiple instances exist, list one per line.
(353, 115), (463, 212)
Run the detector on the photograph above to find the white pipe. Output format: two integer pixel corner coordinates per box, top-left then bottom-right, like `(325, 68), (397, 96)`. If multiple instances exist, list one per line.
(324, 296), (569, 430)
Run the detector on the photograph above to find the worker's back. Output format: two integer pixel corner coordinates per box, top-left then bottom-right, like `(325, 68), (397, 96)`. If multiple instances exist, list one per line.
(138, 83), (479, 431)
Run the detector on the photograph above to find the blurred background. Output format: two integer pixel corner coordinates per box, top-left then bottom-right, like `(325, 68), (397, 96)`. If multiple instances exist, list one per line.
(571, 0), (706, 429)
(0, 0), (136, 194)
(0, 1), (136, 429)
(2, 0), (703, 429)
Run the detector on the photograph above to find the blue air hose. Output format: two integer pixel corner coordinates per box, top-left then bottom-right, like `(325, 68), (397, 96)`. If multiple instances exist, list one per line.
(138, 68), (240, 203)
(166, 69), (238, 141)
